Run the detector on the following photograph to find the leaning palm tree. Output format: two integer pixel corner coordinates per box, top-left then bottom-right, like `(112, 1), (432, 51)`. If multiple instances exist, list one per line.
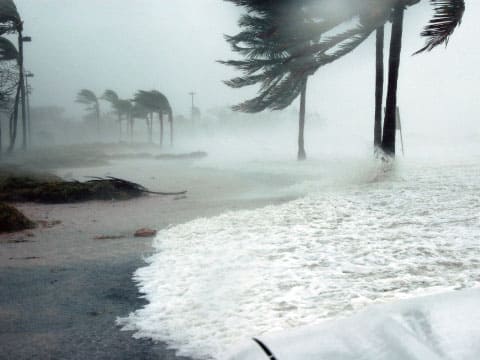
(76, 89), (101, 134)
(102, 89), (123, 139)
(381, 0), (464, 155)
(0, 0), (23, 153)
(133, 90), (173, 146)
(150, 90), (173, 147)
(0, 36), (18, 154)
(222, 0), (386, 160)
(133, 90), (156, 143)
(116, 99), (133, 141)
(130, 101), (149, 143)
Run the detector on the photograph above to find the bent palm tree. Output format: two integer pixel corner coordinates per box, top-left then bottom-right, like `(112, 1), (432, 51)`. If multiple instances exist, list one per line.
(0, 36), (18, 154)
(133, 90), (173, 146)
(0, 0), (23, 153)
(76, 89), (101, 134)
(222, 0), (390, 160)
(116, 99), (133, 141)
(381, 0), (464, 156)
(102, 89), (123, 139)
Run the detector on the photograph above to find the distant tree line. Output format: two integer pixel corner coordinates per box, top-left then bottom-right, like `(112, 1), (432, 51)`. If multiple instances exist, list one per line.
(76, 89), (174, 146)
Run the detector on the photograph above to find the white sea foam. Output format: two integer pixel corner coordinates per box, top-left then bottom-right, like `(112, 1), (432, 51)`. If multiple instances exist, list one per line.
(118, 158), (480, 359)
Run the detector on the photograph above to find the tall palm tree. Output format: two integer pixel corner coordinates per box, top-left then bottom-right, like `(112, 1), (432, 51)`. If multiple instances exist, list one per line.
(0, 36), (18, 154)
(150, 90), (173, 147)
(130, 102), (149, 143)
(374, 25), (384, 150)
(76, 89), (101, 134)
(116, 99), (133, 141)
(381, 0), (464, 156)
(133, 90), (156, 143)
(133, 90), (173, 146)
(0, 0), (22, 153)
(102, 89), (123, 139)
(222, 0), (387, 160)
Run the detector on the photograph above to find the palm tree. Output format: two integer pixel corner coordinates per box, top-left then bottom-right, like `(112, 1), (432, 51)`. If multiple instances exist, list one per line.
(133, 90), (173, 146)
(381, 0), (464, 156)
(0, 0), (22, 153)
(222, 0), (385, 160)
(102, 89), (123, 139)
(374, 25), (384, 150)
(76, 89), (101, 134)
(0, 36), (18, 154)
(130, 102), (148, 143)
(116, 99), (133, 141)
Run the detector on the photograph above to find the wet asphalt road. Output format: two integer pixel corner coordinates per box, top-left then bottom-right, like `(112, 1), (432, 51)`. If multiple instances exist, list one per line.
(0, 258), (194, 360)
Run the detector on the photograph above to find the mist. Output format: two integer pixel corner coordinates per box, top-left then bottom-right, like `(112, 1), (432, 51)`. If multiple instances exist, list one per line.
(2, 1), (480, 360)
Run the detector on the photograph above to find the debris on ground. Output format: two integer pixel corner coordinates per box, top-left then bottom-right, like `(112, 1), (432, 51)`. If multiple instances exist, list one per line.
(0, 173), (186, 204)
(134, 228), (157, 237)
(0, 202), (36, 233)
(94, 235), (126, 240)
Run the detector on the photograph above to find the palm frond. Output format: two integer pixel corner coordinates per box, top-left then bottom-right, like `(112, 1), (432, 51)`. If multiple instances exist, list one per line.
(0, 36), (17, 61)
(101, 89), (119, 104)
(0, 0), (21, 33)
(76, 89), (98, 105)
(415, 0), (465, 54)
(133, 90), (171, 113)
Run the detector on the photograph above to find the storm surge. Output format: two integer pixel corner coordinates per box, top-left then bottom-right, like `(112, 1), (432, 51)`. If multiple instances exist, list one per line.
(118, 156), (480, 359)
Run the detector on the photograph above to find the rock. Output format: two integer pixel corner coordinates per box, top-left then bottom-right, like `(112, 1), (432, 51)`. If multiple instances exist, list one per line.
(134, 228), (157, 237)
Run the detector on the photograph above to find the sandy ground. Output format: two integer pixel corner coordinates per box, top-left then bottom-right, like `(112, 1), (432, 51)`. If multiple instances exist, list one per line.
(0, 157), (296, 360)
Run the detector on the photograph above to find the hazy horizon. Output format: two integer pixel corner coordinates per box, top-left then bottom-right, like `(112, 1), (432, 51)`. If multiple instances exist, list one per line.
(12, 1), (480, 146)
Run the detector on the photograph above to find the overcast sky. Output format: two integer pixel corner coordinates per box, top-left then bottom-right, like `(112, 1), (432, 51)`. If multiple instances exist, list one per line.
(14, 0), (480, 139)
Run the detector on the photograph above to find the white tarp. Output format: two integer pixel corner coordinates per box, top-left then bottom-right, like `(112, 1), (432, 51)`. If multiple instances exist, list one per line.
(227, 289), (480, 360)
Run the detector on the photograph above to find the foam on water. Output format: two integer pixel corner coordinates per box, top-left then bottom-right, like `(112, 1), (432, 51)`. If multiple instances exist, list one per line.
(118, 158), (480, 359)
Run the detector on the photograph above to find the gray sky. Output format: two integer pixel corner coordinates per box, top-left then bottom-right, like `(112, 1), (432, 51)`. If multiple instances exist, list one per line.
(15, 0), (480, 139)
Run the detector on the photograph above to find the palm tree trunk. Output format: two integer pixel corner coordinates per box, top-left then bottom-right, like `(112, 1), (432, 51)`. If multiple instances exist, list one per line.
(130, 117), (134, 143)
(18, 31), (27, 151)
(381, 4), (405, 156)
(95, 101), (100, 136)
(297, 78), (307, 161)
(147, 114), (153, 143)
(169, 111), (173, 147)
(374, 26), (384, 149)
(7, 83), (21, 153)
(159, 112), (164, 147)
(118, 114), (122, 141)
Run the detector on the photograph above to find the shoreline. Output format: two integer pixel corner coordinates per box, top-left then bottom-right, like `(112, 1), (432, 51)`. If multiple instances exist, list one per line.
(0, 158), (298, 359)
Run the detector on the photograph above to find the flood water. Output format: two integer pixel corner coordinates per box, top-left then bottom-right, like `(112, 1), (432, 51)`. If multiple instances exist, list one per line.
(118, 151), (480, 359)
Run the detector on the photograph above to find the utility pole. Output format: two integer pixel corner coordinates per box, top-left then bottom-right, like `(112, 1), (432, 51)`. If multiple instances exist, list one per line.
(189, 91), (196, 122)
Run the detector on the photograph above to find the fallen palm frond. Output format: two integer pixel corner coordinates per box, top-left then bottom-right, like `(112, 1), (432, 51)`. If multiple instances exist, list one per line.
(0, 175), (187, 203)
